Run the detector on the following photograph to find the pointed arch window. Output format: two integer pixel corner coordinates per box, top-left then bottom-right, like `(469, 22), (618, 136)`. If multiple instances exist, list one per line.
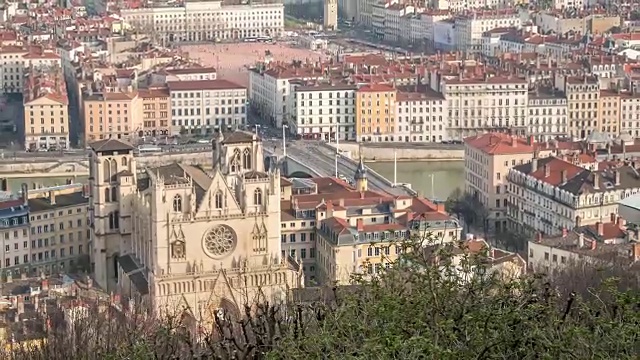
(253, 188), (263, 206)
(111, 187), (117, 202)
(110, 159), (118, 182)
(173, 194), (182, 212)
(104, 187), (110, 202)
(214, 191), (224, 209)
(242, 148), (252, 170)
(230, 149), (241, 173)
(122, 157), (128, 167)
(103, 160), (111, 183)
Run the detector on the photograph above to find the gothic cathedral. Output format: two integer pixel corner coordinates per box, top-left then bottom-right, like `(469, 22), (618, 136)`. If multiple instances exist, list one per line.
(89, 132), (303, 323)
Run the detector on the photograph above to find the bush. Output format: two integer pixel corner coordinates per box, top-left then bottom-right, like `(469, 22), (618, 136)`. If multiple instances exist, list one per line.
(3, 236), (638, 359)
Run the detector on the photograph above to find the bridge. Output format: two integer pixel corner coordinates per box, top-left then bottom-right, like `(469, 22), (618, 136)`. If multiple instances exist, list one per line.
(264, 140), (415, 197)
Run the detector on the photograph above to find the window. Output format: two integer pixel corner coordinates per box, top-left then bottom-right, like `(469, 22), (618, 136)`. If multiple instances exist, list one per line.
(496, 173), (501, 180)
(108, 212), (120, 230)
(289, 234), (296, 243)
(281, 234), (286, 243)
(214, 191), (223, 209)
(253, 188), (262, 206)
(301, 248), (307, 259)
(242, 148), (252, 169)
(173, 194), (182, 212)
(544, 252), (549, 260)
(309, 248), (315, 258)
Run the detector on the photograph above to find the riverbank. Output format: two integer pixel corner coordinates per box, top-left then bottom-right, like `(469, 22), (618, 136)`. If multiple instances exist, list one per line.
(325, 142), (464, 162)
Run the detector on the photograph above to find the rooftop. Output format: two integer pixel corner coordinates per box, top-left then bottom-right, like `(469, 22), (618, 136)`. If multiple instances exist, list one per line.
(465, 133), (535, 155)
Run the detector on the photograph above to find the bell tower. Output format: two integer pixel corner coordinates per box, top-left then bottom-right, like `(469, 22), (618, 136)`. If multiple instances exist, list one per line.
(354, 154), (368, 192)
(324, 0), (338, 31)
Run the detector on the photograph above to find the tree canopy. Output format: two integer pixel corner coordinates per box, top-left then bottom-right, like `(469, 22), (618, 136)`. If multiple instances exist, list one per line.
(4, 236), (639, 360)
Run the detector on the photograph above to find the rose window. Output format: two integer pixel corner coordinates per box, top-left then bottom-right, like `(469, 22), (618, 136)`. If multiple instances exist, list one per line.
(203, 225), (237, 258)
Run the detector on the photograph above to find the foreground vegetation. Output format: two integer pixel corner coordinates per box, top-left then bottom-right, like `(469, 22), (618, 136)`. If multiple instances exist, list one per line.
(3, 237), (639, 359)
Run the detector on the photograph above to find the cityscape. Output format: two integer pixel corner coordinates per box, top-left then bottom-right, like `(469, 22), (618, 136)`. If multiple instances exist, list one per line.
(0, 0), (635, 356)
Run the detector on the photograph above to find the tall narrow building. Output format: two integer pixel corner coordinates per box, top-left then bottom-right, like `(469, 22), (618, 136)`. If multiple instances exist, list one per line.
(324, 0), (338, 30)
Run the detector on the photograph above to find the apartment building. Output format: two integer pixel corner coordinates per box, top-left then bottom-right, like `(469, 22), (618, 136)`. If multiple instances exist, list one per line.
(281, 173), (462, 285)
(527, 87), (568, 142)
(83, 92), (142, 144)
(599, 90), (620, 138)
(508, 156), (640, 236)
(139, 88), (171, 137)
(355, 83), (397, 142)
(454, 11), (522, 53)
(23, 69), (70, 151)
(0, 189), (30, 275)
(555, 74), (600, 140)
(168, 79), (247, 135)
(528, 221), (639, 273)
(436, 73), (528, 140)
(620, 91), (640, 137)
(464, 133), (535, 232)
(120, 0), (284, 42)
(27, 185), (90, 276)
(287, 81), (357, 141)
(395, 88), (448, 143)
(0, 45), (61, 94)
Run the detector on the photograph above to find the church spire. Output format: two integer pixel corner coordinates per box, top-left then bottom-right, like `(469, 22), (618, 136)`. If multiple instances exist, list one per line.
(354, 144), (368, 192)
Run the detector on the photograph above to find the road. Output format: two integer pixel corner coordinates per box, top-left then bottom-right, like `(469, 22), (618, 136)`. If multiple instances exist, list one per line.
(273, 141), (413, 197)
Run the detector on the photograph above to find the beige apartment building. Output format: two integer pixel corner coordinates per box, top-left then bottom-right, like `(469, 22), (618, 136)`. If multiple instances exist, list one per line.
(464, 133), (535, 232)
(556, 74), (600, 140)
(281, 161), (462, 285)
(23, 70), (70, 151)
(83, 92), (142, 144)
(27, 185), (90, 276)
(599, 90), (620, 138)
(139, 87), (171, 137)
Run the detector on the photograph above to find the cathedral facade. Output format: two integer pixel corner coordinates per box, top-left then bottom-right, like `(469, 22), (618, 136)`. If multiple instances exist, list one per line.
(88, 132), (303, 322)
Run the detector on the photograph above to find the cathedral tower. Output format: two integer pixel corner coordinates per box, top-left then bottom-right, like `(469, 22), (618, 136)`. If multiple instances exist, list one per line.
(354, 155), (368, 192)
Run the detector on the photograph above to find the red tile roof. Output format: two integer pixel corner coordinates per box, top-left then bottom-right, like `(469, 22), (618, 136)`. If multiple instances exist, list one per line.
(464, 133), (534, 155)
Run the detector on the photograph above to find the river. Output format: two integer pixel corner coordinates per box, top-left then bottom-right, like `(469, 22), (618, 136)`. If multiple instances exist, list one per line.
(368, 160), (464, 201)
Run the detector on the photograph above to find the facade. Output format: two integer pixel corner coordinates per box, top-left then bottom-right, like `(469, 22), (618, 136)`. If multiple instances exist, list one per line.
(168, 79), (247, 135)
(83, 92), (142, 144)
(0, 190), (30, 275)
(557, 74), (600, 140)
(598, 90), (620, 138)
(89, 133), (303, 322)
(23, 68), (70, 151)
(120, 0), (284, 43)
(27, 185), (90, 276)
(287, 81), (357, 140)
(619, 91), (640, 137)
(436, 75), (528, 140)
(464, 133), (535, 232)
(396, 89), (448, 143)
(0, 45), (61, 94)
(355, 83), (397, 142)
(508, 156), (640, 236)
(527, 88), (568, 142)
(139, 88), (172, 137)
(323, 0), (338, 30)
(454, 11), (522, 53)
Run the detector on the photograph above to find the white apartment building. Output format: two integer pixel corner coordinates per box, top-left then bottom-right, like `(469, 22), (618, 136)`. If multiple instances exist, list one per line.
(249, 66), (324, 129)
(527, 88), (568, 142)
(420, 10), (450, 46)
(357, 0), (377, 27)
(383, 4), (414, 43)
(168, 79), (247, 135)
(395, 89), (448, 143)
(0, 45), (61, 94)
(432, 73), (528, 140)
(508, 156), (640, 236)
(120, 0), (284, 42)
(480, 28), (514, 57)
(287, 81), (357, 141)
(0, 190), (30, 275)
(455, 11), (522, 53)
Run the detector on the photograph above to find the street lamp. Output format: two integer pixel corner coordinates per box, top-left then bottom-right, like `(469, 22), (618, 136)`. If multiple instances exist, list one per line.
(282, 124), (288, 158)
(335, 124), (340, 178)
(254, 124), (261, 137)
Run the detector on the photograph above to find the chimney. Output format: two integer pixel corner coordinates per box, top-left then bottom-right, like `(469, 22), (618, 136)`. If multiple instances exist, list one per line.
(578, 232), (585, 248)
(436, 202), (445, 212)
(326, 200), (333, 212)
(591, 239), (597, 250)
(544, 164), (550, 178)
(535, 232), (542, 242)
(34, 296), (39, 311)
(356, 219), (364, 232)
(17, 295), (24, 315)
(575, 215), (582, 228)
(633, 243), (640, 262)
(49, 191), (56, 205)
(512, 137), (518, 147)
(562, 227), (567, 238)
(596, 222), (604, 236)
(615, 170), (620, 186)
(617, 216), (626, 228)
(610, 213), (616, 223)
(593, 172), (599, 189)
(528, 135), (534, 146)
(41, 279), (49, 291)
(531, 157), (538, 173)
(561, 169), (567, 183)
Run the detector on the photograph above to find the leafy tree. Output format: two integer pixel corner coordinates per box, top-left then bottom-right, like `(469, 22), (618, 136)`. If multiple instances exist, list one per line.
(2, 235), (638, 360)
